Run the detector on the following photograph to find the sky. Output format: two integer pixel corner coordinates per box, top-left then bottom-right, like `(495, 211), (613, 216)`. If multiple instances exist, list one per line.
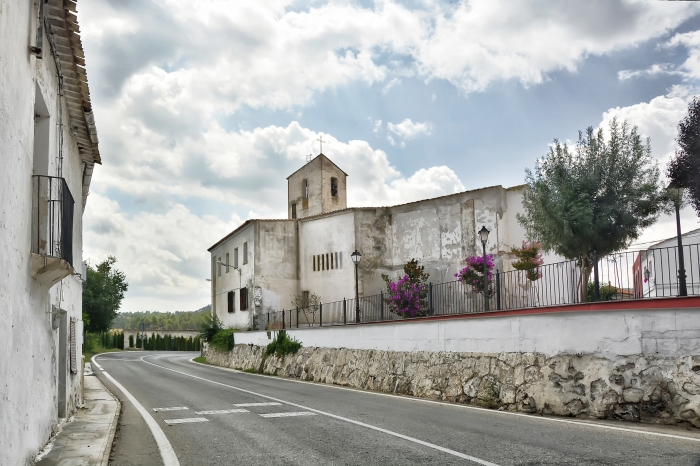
(78, 0), (700, 314)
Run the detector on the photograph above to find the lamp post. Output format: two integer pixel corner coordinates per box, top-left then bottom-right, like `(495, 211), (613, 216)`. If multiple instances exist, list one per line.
(351, 250), (362, 323)
(667, 183), (688, 296)
(478, 226), (490, 312)
(643, 267), (651, 298)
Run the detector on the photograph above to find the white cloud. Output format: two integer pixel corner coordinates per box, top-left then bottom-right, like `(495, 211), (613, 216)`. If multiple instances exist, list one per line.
(81, 0), (699, 116)
(382, 78), (402, 94)
(372, 119), (382, 134)
(668, 30), (700, 79)
(388, 118), (432, 139)
(617, 63), (680, 81)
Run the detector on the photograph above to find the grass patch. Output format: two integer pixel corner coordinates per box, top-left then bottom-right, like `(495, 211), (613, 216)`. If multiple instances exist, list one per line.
(209, 328), (239, 352)
(265, 330), (301, 358)
(83, 347), (122, 362)
(192, 356), (207, 364)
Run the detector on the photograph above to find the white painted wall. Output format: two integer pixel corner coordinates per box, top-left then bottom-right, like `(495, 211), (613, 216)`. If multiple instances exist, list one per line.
(299, 210), (356, 304)
(235, 306), (700, 359)
(0, 3), (89, 464)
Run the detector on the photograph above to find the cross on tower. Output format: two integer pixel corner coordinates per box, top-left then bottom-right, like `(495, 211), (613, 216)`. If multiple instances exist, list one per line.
(317, 135), (325, 154)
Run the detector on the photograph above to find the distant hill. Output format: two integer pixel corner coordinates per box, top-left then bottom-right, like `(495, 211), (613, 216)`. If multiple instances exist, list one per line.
(112, 305), (211, 331)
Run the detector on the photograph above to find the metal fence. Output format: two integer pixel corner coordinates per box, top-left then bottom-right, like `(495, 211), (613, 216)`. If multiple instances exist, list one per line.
(254, 244), (700, 330)
(31, 175), (74, 267)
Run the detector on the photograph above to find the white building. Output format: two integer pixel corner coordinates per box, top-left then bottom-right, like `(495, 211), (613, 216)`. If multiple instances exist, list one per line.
(0, 2), (100, 464)
(635, 228), (700, 298)
(209, 154), (562, 329)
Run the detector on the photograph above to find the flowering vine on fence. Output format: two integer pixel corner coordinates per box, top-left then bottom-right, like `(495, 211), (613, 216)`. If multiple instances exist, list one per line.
(386, 274), (428, 318)
(511, 241), (544, 281)
(455, 254), (495, 297)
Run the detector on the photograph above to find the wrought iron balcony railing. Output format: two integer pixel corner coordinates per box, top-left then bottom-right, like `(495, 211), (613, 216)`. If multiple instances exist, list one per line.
(32, 175), (74, 267)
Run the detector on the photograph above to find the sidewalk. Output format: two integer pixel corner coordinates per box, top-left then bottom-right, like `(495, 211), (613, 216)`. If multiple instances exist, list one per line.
(35, 367), (120, 466)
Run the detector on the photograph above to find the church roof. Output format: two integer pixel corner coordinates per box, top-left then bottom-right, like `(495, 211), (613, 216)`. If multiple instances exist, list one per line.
(286, 153), (349, 180)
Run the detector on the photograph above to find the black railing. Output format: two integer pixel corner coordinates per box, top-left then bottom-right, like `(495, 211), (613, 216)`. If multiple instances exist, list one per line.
(32, 175), (74, 267)
(254, 245), (700, 330)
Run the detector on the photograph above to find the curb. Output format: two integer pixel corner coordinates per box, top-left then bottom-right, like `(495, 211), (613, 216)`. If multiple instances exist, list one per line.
(92, 375), (121, 466)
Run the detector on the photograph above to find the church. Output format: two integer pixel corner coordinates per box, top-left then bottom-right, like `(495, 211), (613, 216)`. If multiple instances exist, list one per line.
(208, 153), (545, 329)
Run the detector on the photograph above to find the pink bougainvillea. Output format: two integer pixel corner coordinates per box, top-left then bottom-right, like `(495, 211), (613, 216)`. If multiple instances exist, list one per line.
(455, 254), (495, 296)
(386, 274), (427, 318)
(511, 241), (543, 281)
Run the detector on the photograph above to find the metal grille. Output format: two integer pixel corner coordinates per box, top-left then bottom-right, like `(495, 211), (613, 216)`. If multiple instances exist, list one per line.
(31, 175), (74, 267)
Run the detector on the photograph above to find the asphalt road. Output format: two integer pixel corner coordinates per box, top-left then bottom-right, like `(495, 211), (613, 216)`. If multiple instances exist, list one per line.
(94, 351), (700, 466)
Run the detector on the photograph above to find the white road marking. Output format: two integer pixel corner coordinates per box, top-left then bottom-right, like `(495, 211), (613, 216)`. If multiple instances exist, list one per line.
(144, 356), (499, 466)
(260, 412), (316, 418)
(164, 418), (209, 425)
(233, 402), (282, 407)
(153, 407), (189, 412)
(93, 355), (180, 466)
(190, 358), (700, 444)
(195, 409), (249, 415)
(91, 358), (103, 370)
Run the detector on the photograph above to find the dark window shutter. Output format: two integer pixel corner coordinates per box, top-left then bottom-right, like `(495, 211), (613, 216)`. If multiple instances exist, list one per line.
(228, 291), (235, 313)
(70, 318), (77, 374)
(240, 287), (248, 311)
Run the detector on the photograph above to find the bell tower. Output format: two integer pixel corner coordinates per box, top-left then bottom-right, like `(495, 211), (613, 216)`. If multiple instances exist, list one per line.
(287, 153), (347, 220)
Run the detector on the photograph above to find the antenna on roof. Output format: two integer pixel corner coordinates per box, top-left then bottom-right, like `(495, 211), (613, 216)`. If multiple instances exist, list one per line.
(306, 153), (313, 163)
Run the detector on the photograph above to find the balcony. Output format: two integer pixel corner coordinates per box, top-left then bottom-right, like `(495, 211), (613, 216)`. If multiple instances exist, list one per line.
(31, 175), (75, 286)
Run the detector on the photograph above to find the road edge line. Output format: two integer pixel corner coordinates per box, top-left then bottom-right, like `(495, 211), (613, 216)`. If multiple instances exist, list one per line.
(93, 355), (180, 466)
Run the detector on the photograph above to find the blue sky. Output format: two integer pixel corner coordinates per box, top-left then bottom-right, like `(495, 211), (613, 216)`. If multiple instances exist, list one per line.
(79, 0), (700, 313)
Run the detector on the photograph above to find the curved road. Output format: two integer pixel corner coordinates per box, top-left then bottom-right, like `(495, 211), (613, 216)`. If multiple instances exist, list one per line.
(93, 352), (700, 465)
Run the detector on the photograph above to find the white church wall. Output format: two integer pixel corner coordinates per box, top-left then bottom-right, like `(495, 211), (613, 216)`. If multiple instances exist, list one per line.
(0, 3), (88, 463)
(211, 222), (256, 329)
(299, 210), (356, 304)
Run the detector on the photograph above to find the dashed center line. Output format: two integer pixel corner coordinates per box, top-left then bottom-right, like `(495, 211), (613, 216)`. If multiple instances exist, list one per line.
(233, 402), (282, 407)
(260, 412), (317, 418)
(195, 409), (249, 415)
(164, 417), (209, 425)
(153, 407), (189, 412)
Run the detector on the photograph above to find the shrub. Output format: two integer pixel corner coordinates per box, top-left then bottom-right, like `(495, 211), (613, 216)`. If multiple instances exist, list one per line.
(200, 313), (223, 343)
(511, 241), (544, 281)
(455, 254), (495, 297)
(209, 328), (238, 352)
(128, 335), (134, 348)
(265, 330), (301, 357)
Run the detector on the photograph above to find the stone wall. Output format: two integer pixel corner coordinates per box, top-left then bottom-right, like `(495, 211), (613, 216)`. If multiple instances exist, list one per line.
(206, 344), (700, 427)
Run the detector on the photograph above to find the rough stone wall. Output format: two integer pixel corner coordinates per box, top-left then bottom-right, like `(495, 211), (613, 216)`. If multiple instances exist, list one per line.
(206, 345), (700, 427)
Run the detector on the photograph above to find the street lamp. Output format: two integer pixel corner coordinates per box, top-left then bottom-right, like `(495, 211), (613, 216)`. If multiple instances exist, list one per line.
(351, 250), (362, 323)
(478, 226), (490, 311)
(667, 182), (688, 296)
(643, 267), (651, 298)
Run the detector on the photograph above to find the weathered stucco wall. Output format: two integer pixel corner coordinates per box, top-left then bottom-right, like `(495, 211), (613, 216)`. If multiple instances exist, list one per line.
(255, 220), (299, 315)
(0, 2), (87, 464)
(206, 344), (700, 427)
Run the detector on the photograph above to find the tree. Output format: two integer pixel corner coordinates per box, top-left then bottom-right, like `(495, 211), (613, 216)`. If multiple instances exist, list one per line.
(667, 97), (700, 215)
(517, 118), (663, 301)
(83, 256), (128, 332)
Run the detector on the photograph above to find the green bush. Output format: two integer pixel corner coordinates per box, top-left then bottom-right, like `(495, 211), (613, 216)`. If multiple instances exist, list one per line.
(209, 328), (238, 352)
(265, 330), (302, 358)
(128, 335), (134, 348)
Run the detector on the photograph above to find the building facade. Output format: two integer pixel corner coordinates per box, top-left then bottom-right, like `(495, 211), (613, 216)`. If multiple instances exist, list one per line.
(209, 155), (561, 329)
(0, 1), (100, 464)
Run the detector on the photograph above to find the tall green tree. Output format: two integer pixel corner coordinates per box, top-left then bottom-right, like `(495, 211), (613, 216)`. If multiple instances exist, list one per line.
(83, 256), (128, 332)
(667, 97), (700, 215)
(517, 118), (663, 300)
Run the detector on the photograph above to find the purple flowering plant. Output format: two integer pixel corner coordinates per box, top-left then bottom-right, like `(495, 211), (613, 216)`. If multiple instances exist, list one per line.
(386, 274), (427, 318)
(455, 254), (495, 297)
(382, 259), (430, 318)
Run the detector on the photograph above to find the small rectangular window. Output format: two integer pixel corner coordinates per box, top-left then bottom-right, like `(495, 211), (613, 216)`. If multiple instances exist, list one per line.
(335, 252), (339, 269)
(291, 203), (297, 219)
(302, 179), (308, 199)
(225, 253), (230, 273)
(243, 242), (248, 264)
(326, 253), (330, 270)
(218, 257), (221, 276)
(330, 252), (334, 269)
(339, 251), (342, 269)
(227, 291), (235, 313)
(234, 248), (239, 268)
(313, 255), (316, 272)
(240, 287), (248, 311)
(331, 177), (338, 197)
